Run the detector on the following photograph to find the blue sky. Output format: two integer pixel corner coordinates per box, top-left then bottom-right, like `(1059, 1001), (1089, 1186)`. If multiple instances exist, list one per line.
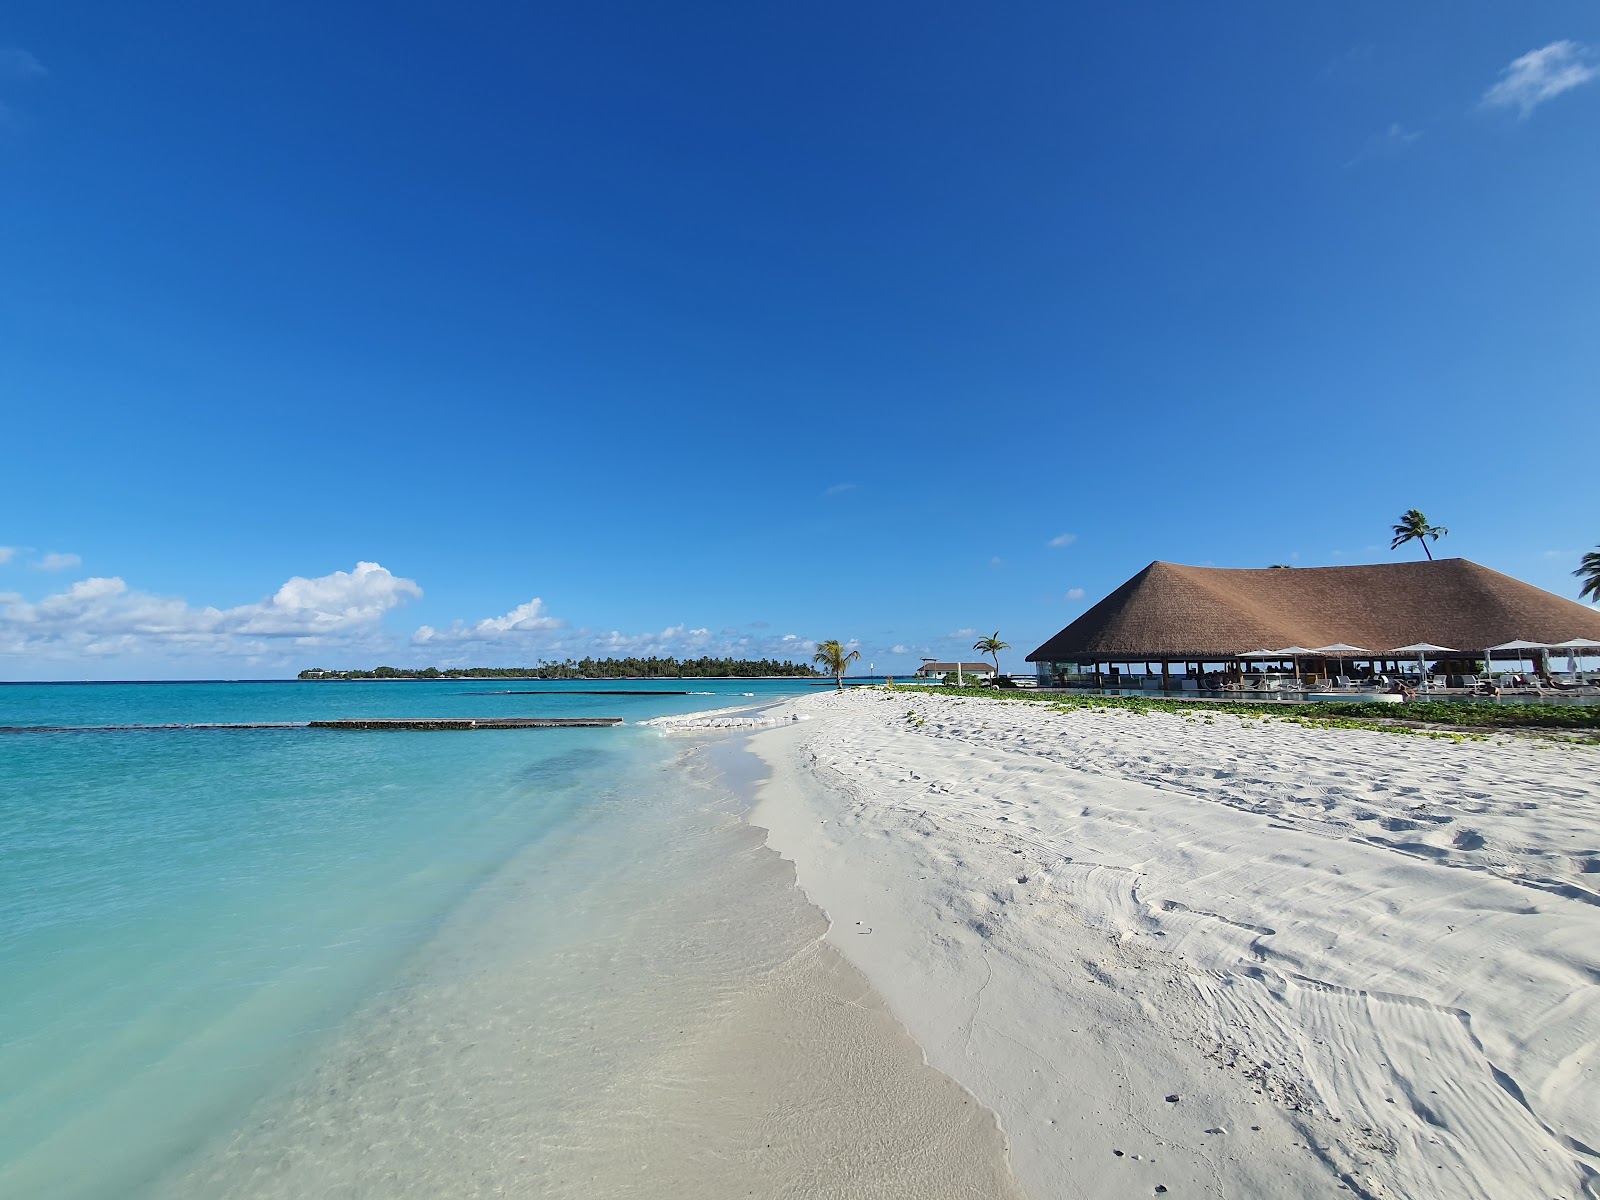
(3, 3), (1598, 679)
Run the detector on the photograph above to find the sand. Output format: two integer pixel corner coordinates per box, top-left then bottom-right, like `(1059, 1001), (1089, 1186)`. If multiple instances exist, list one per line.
(718, 688), (1600, 1199)
(160, 740), (1023, 1200)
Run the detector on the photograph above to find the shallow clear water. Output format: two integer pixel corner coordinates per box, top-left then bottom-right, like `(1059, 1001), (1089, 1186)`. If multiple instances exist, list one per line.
(0, 680), (821, 1199)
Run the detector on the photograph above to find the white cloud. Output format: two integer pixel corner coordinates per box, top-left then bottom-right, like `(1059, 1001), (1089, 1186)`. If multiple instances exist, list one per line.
(823, 483), (857, 497)
(35, 552), (82, 571)
(1, 561), (837, 673)
(412, 619), (824, 667)
(0, 561), (421, 660)
(1381, 123), (1422, 149)
(0, 546), (15, 564)
(1065, 588), (1087, 601)
(989, 556), (1004, 568)
(236, 562), (421, 635)
(413, 597), (566, 644)
(0, 48), (46, 80)
(947, 627), (980, 639)
(890, 644), (911, 655)
(1346, 122), (1422, 167)
(1048, 533), (1078, 548)
(1481, 41), (1598, 118)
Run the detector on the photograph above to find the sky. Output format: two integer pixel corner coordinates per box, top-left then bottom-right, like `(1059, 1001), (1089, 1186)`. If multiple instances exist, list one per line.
(3, 2), (1598, 679)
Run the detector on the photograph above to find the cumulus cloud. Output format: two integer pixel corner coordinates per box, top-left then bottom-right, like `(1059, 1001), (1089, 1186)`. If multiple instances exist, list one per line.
(413, 598), (565, 644)
(890, 644), (912, 655)
(0, 546), (16, 564)
(236, 562), (421, 635)
(35, 551), (81, 571)
(947, 627), (980, 639)
(1481, 41), (1598, 117)
(1048, 533), (1078, 548)
(591, 623), (713, 654)
(0, 561), (421, 659)
(413, 618), (822, 668)
(1065, 588), (1087, 601)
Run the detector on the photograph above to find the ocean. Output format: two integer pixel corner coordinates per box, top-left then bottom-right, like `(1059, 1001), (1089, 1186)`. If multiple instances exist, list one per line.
(2, 678), (1021, 1199)
(1, 679), (825, 1198)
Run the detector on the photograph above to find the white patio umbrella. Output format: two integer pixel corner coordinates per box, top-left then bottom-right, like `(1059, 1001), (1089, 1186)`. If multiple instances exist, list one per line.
(1486, 639), (1551, 676)
(1391, 642), (1456, 691)
(1310, 643), (1372, 684)
(1274, 646), (1316, 683)
(1237, 649), (1282, 686)
(1545, 637), (1600, 675)
(1545, 637), (1600, 651)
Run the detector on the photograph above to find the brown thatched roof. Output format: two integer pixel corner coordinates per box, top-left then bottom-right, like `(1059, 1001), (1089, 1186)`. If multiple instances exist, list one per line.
(1027, 559), (1600, 662)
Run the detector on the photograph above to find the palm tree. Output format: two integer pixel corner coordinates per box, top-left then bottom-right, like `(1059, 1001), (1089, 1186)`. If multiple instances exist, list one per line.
(1577, 547), (1600, 603)
(1390, 509), (1449, 560)
(972, 631), (1011, 674)
(813, 639), (861, 691)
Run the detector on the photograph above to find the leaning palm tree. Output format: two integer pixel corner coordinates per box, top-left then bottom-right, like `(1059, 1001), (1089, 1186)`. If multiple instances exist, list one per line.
(972, 631), (1011, 674)
(1390, 509), (1449, 560)
(1577, 547), (1600, 603)
(813, 639), (862, 691)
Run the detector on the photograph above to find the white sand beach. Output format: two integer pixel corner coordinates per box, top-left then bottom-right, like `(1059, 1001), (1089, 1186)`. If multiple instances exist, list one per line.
(707, 689), (1600, 1199)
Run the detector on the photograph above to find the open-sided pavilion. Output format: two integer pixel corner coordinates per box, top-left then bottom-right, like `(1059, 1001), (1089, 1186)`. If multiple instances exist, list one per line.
(1027, 559), (1600, 691)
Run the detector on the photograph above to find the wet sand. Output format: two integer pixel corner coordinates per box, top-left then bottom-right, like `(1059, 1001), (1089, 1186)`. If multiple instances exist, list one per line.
(159, 746), (1022, 1199)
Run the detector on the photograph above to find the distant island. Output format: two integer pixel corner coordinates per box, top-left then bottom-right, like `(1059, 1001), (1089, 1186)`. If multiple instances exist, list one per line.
(299, 657), (823, 680)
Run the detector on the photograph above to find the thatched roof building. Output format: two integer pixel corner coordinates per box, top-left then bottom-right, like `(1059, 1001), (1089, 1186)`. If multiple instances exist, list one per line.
(1028, 559), (1600, 664)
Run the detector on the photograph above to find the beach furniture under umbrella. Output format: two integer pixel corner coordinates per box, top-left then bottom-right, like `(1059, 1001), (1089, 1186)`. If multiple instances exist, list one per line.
(1545, 637), (1600, 676)
(1237, 649), (1281, 689)
(1274, 646), (1315, 683)
(1486, 639), (1551, 677)
(1390, 642), (1456, 692)
(1310, 643), (1371, 686)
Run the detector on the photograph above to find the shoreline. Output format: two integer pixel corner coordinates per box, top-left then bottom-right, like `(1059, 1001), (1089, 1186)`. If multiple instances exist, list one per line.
(152, 714), (1023, 1200)
(723, 686), (1600, 1199)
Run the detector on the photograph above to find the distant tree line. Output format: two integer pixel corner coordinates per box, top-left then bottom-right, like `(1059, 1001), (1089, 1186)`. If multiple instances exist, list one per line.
(299, 657), (824, 680)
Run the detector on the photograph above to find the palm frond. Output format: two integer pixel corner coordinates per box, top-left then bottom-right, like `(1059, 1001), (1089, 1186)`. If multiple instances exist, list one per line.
(1577, 548), (1600, 602)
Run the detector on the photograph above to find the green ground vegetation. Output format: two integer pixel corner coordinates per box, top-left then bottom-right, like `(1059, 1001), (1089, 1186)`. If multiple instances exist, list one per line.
(892, 684), (1600, 736)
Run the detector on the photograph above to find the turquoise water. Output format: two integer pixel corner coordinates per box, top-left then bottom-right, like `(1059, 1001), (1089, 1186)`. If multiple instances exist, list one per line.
(0, 679), (814, 1199)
